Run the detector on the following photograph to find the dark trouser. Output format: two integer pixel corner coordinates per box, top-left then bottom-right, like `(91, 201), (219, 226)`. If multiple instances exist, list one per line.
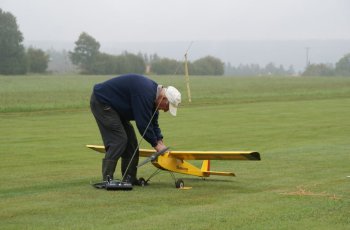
(90, 93), (139, 181)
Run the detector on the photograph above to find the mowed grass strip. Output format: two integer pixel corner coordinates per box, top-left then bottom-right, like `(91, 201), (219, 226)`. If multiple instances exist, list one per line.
(1, 75), (350, 112)
(0, 75), (349, 229)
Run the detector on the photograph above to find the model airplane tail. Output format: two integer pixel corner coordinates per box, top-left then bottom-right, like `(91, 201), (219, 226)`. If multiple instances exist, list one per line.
(201, 160), (210, 172)
(202, 170), (236, 177)
(200, 160), (236, 176)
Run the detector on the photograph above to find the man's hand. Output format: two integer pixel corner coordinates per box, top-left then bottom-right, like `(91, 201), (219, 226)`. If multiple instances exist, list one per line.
(154, 140), (167, 152)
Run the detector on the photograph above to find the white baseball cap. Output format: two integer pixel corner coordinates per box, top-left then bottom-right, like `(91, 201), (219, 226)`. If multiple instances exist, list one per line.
(165, 86), (181, 116)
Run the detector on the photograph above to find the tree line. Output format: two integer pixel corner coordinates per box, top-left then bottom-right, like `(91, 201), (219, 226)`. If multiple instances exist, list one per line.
(225, 63), (295, 76)
(302, 55), (350, 76)
(69, 32), (224, 75)
(1, 8), (350, 76)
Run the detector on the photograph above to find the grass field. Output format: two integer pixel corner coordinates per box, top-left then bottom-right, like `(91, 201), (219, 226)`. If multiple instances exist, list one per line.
(0, 75), (349, 229)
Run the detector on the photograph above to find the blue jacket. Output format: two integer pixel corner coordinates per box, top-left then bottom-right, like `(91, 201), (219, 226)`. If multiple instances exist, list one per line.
(93, 74), (163, 147)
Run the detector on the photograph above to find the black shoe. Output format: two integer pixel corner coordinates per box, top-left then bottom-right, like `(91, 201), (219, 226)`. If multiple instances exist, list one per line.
(122, 175), (142, 186)
(132, 179), (142, 186)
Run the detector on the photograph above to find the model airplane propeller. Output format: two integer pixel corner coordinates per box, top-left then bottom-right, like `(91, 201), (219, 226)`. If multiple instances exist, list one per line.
(137, 147), (170, 168)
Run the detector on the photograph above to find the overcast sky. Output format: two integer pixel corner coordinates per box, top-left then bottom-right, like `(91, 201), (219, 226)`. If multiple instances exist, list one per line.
(2, 0), (350, 43)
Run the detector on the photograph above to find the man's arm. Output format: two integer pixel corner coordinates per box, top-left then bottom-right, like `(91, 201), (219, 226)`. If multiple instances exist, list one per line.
(132, 95), (159, 147)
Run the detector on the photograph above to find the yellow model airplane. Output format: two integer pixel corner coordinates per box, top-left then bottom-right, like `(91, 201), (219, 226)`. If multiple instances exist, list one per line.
(86, 145), (260, 188)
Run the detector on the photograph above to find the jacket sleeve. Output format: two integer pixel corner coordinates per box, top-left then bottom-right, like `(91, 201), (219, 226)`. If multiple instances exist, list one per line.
(131, 94), (158, 147)
(152, 112), (163, 141)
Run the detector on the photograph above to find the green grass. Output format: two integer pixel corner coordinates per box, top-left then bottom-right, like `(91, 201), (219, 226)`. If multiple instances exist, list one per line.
(0, 75), (349, 229)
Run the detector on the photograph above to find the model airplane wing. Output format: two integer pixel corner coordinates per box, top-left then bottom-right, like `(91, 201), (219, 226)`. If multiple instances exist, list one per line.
(139, 149), (260, 161)
(86, 145), (154, 157)
(86, 145), (260, 161)
(167, 150), (260, 161)
(86, 145), (107, 153)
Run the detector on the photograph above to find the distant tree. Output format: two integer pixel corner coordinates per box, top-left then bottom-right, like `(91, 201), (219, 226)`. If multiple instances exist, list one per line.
(192, 56), (224, 75)
(69, 32), (100, 74)
(0, 9), (27, 74)
(90, 53), (117, 74)
(27, 47), (49, 73)
(264, 62), (277, 75)
(335, 53), (350, 76)
(88, 51), (145, 75)
(302, 63), (334, 76)
(149, 53), (160, 63)
(143, 53), (150, 65)
(118, 52), (145, 74)
(151, 58), (180, 75)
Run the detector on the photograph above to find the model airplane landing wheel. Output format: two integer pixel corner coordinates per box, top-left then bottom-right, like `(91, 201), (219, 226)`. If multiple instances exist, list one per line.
(175, 179), (184, 189)
(138, 177), (147, 187)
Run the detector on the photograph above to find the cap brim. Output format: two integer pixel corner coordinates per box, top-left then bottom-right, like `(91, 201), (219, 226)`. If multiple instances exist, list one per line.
(169, 103), (177, 116)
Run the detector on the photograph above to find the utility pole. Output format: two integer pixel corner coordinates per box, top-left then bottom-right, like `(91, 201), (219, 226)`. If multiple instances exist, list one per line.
(305, 47), (310, 69)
